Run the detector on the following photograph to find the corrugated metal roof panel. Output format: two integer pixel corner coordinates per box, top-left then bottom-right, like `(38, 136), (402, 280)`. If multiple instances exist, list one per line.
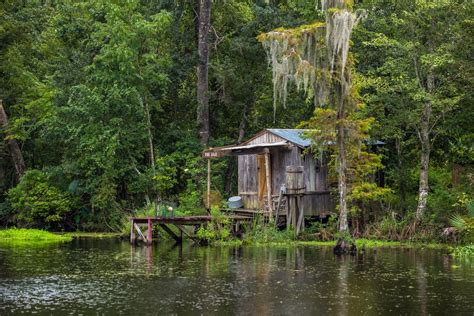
(267, 129), (385, 147)
(267, 129), (312, 148)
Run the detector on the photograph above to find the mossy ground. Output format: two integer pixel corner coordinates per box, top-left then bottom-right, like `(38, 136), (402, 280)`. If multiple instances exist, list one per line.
(0, 228), (72, 245)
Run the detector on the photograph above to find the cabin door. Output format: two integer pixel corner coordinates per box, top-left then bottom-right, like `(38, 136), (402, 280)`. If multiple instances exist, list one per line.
(257, 154), (271, 208)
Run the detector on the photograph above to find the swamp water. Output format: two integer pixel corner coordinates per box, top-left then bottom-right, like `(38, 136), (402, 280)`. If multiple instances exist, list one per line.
(0, 239), (473, 315)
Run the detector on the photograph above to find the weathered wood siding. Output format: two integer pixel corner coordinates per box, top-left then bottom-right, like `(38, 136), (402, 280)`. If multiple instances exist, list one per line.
(246, 131), (286, 145)
(300, 153), (333, 215)
(237, 130), (334, 215)
(238, 154), (258, 209)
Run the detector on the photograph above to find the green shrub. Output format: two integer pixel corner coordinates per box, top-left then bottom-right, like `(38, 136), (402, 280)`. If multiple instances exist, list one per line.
(7, 170), (76, 229)
(177, 180), (206, 215)
(195, 207), (231, 243)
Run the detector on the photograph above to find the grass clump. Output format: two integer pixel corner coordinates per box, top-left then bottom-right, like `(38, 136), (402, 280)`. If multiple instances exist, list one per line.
(245, 222), (297, 244)
(0, 228), (72, 243)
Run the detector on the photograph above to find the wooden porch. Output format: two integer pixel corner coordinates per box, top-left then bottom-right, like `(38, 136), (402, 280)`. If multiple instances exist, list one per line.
(130, 214), (254, 244)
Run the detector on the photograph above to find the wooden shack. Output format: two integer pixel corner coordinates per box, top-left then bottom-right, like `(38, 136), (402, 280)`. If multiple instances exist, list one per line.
(203, 129), (333, 217)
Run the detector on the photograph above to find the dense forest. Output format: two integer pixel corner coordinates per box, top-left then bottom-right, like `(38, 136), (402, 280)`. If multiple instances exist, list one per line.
(0, 0), (472, 242)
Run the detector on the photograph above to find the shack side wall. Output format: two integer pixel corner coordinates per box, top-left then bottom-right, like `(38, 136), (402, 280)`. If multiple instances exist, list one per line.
(270, 148), (332, 216)
(301, 152), (333, 215)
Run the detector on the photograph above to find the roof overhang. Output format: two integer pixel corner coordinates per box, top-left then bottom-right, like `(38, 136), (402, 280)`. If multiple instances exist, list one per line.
(203, 141), (292, 158)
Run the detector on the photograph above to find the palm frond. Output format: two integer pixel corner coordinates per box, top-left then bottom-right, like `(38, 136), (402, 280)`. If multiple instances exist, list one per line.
(449, 213), (466, 230)
(466, 201), (474, 218)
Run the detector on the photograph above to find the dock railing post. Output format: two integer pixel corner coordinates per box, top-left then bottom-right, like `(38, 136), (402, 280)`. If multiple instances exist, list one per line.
(130, 219), (136, 244)
(147, 218), (153, 244)
(207, 158), (211, 214)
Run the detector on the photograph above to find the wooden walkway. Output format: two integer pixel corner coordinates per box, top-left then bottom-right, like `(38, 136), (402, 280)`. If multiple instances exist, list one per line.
(130, 215), (253, 244)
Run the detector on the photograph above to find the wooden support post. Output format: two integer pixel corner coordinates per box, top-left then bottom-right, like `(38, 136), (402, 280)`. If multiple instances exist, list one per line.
(264, 150), (273, 218)
(134, 223), (148, 243)
(130, 219), (136, 244)
(207, 158), (211, 213)
(296, 195), (304, 235)
(160, 224), (182, 243)
(286, 195), (291, 229)
(275, 187), (283, 226)
(175, 225), (194, 239)
(147, 218), (153, 244)
(292, 197), (297, 230)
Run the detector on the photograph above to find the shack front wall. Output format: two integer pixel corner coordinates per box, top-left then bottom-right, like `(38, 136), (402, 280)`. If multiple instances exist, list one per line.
(237, 130), (333, 215)
(238, 150), (333, 216)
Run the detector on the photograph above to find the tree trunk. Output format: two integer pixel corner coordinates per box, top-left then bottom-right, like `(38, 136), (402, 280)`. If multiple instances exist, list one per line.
(224, 101), (250, 193)
(333, 100), (357, 255)
(196, 0), (211, 146)
(144, 96), (155, 170)
(415, 71), (434, 220)
(0, 100), (26, 182)
(337, 117), (348, 233)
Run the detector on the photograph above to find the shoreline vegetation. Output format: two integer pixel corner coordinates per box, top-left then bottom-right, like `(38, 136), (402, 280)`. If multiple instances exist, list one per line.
(0, 228), (471, 258)
(0, 228), (72, 244)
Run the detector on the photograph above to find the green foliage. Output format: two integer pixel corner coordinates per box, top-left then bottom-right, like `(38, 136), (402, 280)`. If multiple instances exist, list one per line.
(153, 156), (178, 196)
(7, 170), (76, 229)
(0, 0), (472, 240)
(196, 207), (231, 243)
(0, 228), (72, 242)
(354, 0), (473, 220)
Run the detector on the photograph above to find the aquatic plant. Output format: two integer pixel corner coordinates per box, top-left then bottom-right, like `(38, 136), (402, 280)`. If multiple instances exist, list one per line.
(452, 245), (474, 258)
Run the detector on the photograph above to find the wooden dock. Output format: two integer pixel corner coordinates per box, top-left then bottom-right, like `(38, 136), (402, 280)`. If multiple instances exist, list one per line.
(130, 215), (253, 244)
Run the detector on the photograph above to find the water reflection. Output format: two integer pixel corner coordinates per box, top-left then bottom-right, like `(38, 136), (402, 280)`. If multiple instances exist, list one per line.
(0, 240), (473, 315)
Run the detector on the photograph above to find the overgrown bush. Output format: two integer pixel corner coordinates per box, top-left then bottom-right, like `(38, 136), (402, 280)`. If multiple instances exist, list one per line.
(7, 170), (76, 229)
(196, 207), (231, 243)
(362, 214), (410, 240)
(303, 216), (338, 241)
